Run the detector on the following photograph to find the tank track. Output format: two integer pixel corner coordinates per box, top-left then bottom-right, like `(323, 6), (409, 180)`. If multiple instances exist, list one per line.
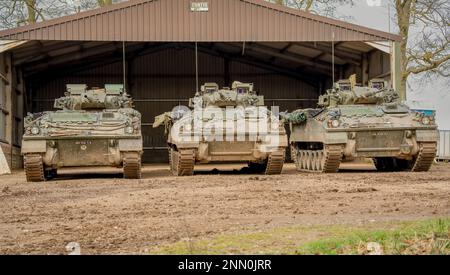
(295, 145), (343, 173)
(123, 152), (142, 179)
(168, 147), (172, 170)
(24, 154), (45, 182)
(170, 148), (176, 173)
(172, 149), (195, 176)
(411, 142), (437, 172)
(265, 150), (285, 175)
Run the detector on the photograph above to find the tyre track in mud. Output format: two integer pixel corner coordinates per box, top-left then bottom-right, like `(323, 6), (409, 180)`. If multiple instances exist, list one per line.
(0, 163), (449, 254)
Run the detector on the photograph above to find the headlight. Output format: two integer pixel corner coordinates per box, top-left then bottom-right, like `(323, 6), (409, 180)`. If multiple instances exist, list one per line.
(31, 126), (40, 135)
(421, 117), (430, 125)
(125, 126), (134, 134)
(331, 119), (341, 128)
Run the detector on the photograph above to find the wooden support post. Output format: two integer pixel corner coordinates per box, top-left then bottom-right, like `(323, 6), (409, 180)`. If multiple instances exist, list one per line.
(391, 42), (404, 100)
(0, 52), (14, 172)
(15, 69), (24, 150)
(5, 53), (13, 147)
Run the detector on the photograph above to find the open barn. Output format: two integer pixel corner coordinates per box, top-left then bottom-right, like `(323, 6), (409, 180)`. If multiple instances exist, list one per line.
(1, 0), (449, 258)
(0, 0), (400, 167)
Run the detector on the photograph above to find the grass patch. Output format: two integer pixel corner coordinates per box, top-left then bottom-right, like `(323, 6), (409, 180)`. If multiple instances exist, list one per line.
(149, 218), (450, 255)
(150, 226), (320, 255)
(298, 218), (450, 255)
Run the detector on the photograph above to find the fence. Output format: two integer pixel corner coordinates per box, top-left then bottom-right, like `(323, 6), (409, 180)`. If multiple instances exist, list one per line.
(437, 130), (450, 161)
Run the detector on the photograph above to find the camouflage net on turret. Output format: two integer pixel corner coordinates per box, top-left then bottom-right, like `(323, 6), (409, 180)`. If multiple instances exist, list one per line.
(283, 111), (308, 124)
(153, 112), (173, 135)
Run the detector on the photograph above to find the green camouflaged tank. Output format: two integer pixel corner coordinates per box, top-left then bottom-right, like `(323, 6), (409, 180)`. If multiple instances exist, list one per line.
(286, 79), (438, 173)
(154, 81), (288, 176)
(22, 84), (143, 181)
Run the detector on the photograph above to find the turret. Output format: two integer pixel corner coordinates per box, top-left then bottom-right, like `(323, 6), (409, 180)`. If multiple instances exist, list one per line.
(54, 84), (133, 110)
(318, 78), (399, 108)
(189, 81), (264, 108)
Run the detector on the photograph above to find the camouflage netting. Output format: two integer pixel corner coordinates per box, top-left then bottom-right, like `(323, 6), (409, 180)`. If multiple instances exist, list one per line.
(284, 111), (308, 124)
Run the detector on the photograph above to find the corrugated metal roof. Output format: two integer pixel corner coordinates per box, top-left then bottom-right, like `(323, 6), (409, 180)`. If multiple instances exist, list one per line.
(0, 0), (400, 42)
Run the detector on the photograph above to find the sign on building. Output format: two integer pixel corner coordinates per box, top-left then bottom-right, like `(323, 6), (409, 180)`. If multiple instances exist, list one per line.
(191, 2), (209, 12)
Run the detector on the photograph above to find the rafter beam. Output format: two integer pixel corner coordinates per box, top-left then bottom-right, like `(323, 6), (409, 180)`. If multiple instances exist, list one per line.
(227, 43), (332, 73)
(192, 43), (327, 88)
(21, 42), (129, 73)
(25, 43), (173, 79)
(25, 42), (330, 91)
(269, 43), (293, 63)
(13, 41), (84, 65)
(294, 42), (361, 66)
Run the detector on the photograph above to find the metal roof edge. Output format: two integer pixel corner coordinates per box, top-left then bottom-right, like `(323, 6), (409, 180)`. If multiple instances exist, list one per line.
(0, 0), (151, 39)
(242, 0), (401, 42)
(0, 0), (402, 42)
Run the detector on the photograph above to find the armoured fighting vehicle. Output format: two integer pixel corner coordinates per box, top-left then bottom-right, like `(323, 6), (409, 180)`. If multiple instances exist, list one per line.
(286, 78), (438, 173)
(22, 84), (143, 181)
(154, 81), (288, 176)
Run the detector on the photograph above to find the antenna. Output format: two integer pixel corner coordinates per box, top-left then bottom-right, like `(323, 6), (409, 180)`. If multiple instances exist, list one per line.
(194, 5), (199, 94)
(332, 32), (335, 84)
(122, 41), (127, 95)
(195, 42), (199, 93)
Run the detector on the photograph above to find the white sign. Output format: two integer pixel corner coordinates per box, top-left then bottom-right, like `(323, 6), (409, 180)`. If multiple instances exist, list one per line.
(191, 2), (209, 12)
(0, 145), (11, 175)
(367, 0), (382, 7)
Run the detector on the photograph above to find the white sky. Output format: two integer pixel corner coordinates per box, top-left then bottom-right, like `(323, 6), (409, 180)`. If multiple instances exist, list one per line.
(338, 0), (450, 130)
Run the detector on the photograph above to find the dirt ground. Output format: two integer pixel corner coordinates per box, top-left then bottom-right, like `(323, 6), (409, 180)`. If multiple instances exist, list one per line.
(0, 161), (449, 254)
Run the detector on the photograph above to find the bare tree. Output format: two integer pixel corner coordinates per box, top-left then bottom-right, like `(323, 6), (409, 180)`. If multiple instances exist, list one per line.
(0, 0), (123, 30)
(269, 0), (354, 18)
(394, 0), (449, 91)
(0, 0), (45, 27)
(270, 0), (449, 91)
(97, 0), (113, 7)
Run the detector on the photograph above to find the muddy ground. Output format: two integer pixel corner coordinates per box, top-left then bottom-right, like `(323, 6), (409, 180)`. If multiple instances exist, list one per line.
(0, 162), (449, 254)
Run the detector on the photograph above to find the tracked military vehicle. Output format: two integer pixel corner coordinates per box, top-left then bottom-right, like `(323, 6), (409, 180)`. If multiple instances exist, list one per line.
(286, 78), (438, 173)
(154, 81), (288, 176)
(22, 84), (143, 181)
